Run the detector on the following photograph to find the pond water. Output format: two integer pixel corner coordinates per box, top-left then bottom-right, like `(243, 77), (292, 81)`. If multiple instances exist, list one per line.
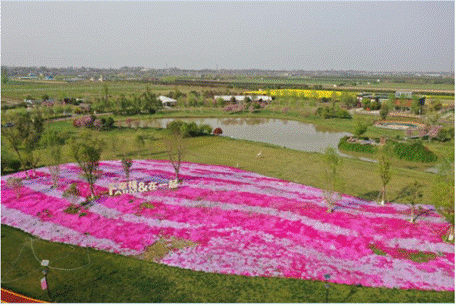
(131, 117), (354, 155)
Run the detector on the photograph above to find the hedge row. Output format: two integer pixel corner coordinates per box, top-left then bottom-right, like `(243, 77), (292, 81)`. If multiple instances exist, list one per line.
(390, 141), (438, 163)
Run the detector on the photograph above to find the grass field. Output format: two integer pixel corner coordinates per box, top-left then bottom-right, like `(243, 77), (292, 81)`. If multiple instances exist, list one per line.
(1, 80), (240, 104)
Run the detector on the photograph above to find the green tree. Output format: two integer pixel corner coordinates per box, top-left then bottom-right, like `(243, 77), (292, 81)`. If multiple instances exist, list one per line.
(330, 91), (338, 109)
(379, 104), (390, 120)
(44, 129), (65, 188)
(1, 67), (9, 84)
(431, 147), (454, 241)
(410, 96), (423, 115)
(142, 87), (161, 114)
(340, 92), (356, 108)
(1, 108), (45, 176)
(41, 94), (50, 101)
(401, 181), (424, 223)
(378, 152), (392, 205)
(322, 146), (343, 213)
(69, 131), (104, 199)
(102, 83), (109, 105)
(353, 120), (368, 137)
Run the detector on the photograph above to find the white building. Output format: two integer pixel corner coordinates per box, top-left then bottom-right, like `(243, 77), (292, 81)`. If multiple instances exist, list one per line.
(159, 96), (177, 107)
(214, 95), (272, 103)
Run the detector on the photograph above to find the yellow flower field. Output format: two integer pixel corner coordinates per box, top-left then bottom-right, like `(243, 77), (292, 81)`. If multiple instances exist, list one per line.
(246, 89), (346, 98)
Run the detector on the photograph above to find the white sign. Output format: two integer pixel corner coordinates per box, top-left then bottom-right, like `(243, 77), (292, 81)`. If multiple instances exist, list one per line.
(109, 179), (178, 196)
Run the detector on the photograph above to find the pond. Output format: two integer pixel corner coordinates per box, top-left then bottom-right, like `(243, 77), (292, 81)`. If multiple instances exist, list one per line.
(125, 117), (354, 155)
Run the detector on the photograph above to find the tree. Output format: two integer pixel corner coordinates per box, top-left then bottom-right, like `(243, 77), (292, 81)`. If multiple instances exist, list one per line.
(353, 120), (368, 138)
(1, 67), (9, 84)
(378, 152), (392, 205)
(121, 157), (133, 183)
(102, 83), (109, 106)
(1, 108), (45, 176)
(340, 92), (356, 108)
(69, 131), (104, 199)
(379, 104), (390, 120)
(43, 130), (65, 189)
(142, 87), (162, 114)
(216, 97), (226, 107)
(322, 146), (343, 213)
(330, 91), (338, 109)
(401, 181), (424, 223)
(163, 132), (187, 181)
(431, 146), (454, 241)
(41, 94), (50, 101)
(410, 96), (423, 115)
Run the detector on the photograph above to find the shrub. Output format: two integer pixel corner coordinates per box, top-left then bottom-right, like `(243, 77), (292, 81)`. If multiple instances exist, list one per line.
(335, 108), (352, 119)
(64, 204), (80, 215)
(213, 127), (223, 135)
(105, 117), (115, 129)
(436, 126), (455, 142)
(198, 124), (213, 135)
(338, 136), (376, 153)
(392, 141), (438, 163)
(315, 107), (352, 119)
(166, 120), (212, 137)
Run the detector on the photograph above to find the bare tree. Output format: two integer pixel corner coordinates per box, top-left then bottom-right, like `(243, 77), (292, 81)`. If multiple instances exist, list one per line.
(398, 181), (424, 223)
(163, 133), (187, 181)
(49, 146), (62, 189)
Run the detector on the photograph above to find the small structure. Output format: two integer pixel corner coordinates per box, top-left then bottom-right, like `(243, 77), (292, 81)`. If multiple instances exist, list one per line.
(214, 95), (272, 104)
(159, 96), (177, 107)
(356, 92), (389, 105)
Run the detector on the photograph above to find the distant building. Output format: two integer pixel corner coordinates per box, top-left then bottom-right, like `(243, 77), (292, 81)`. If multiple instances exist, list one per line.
(356, 92), (389, 105)
(395, 91), (413, 98)
(159, 96), (177, 107)
(213, 95), (272, 103)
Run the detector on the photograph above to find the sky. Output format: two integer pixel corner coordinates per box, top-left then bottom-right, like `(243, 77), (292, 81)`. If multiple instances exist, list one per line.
(1, 1), (454, 72)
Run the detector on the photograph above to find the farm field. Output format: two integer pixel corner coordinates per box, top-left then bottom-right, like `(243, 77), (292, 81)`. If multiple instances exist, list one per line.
(1, 161), (454, 302)
(1, 79), (454, 106)
(1, 80), (236, 105)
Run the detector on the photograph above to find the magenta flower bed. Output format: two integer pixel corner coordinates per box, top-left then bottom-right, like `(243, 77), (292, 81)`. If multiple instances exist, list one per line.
(1, 160), (454, 291)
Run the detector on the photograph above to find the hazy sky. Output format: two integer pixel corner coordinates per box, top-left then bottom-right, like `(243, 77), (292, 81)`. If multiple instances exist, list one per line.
(1, 1), (454, 72)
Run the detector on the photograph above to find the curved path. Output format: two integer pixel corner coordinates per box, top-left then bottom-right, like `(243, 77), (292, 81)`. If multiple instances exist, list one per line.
(1, 289), (46, 303)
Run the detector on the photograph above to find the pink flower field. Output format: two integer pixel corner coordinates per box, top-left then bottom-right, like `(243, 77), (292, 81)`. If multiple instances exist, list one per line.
(1, 160), (454, 291)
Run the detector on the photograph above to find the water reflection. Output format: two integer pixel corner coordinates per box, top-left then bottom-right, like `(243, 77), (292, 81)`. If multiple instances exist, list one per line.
(220, 117), (268, 126)
(150, 117), (354, 155)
